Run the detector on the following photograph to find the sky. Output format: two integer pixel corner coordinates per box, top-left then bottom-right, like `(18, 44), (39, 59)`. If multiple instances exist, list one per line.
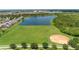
(0, 0), (78, 9)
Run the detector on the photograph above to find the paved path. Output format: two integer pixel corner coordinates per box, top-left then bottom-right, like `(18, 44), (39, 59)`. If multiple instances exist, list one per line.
(0, 44), (75, 50)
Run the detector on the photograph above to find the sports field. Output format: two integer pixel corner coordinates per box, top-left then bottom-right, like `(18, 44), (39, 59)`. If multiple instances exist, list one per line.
(0, 24), (63, 45)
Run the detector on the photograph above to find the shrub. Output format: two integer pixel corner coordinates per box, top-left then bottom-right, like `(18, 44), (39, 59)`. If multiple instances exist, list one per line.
(53, 15), (79, 36)
(10, 44), (17, 49)
(31, 43), (38, 49)
(63, 44), (68, 50)
(68, 38), (79, 48)
(73, 37), (79, 43)
(75, 45), (79, 50)
(42, 42), (48, 49)
(68, 39), (77, 48)
(21, 43), (27, 49)
(52, 44), (57, 50)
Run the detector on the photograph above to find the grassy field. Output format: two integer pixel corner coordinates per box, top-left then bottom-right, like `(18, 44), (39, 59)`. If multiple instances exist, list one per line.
(0, 23), (63, 45)
(0, 14), (76, 50)
(0, 13), (79, 50)
(0, 14), (73, 46)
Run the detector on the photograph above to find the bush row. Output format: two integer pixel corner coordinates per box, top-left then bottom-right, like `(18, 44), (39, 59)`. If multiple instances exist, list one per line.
(9, 42), (69, 50)
(9, 42), (57, 50)
(9, 37), (79, 50)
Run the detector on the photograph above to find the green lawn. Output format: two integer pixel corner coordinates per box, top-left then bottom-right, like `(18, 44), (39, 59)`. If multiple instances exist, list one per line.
(0, 14), (72, 46)
(0, 23), (62, 45)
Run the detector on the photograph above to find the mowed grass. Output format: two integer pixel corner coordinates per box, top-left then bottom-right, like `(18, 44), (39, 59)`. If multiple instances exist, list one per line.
(0, 24), (62, 45)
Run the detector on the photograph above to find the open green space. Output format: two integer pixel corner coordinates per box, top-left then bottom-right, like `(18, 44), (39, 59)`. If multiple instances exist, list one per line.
(0, 13), (79, 50)
(0, 24), (63, 45)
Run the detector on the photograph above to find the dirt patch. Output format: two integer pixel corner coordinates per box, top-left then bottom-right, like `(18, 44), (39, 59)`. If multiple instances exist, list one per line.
(50, 34), (69, 44)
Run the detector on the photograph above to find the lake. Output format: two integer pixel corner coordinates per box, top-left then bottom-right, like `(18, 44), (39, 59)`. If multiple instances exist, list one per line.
(20, 16), (56, 25)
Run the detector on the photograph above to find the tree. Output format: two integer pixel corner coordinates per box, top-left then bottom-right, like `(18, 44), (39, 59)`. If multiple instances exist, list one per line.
(2, 29), (6, 33)
(22, 19), (24, 22)
(68, 37), (79, 48)
(73, 37), (79, 43)
(42, 42), (48, 49)
(63, 44), (68, 50)
(52, 44), (57, 50)
(75, 45), (79, 50)
(68, 39), (77, 48)
(21, 43), (27, 49)
(31, 43), (38, 49)
(10, 44), (17, 49)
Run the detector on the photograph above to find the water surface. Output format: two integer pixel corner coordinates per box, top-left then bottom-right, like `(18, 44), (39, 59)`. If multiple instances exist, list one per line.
(20, 16), (56, 25)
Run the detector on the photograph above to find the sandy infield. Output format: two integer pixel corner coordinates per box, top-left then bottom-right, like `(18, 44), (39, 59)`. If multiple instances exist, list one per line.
(50, 34), (69, 44)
